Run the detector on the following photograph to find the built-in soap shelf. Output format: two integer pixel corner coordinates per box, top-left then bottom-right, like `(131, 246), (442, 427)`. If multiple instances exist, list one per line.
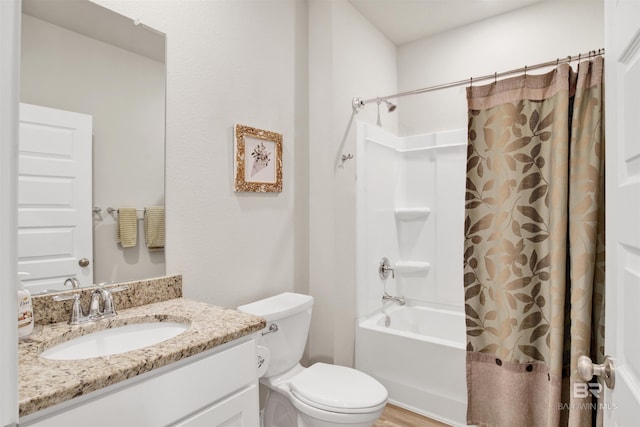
(395, 261), (431, 275)
(394, 207), (431, 221)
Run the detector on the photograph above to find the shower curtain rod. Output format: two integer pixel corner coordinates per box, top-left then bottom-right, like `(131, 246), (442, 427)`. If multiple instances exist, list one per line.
(352, 48), (604, 111)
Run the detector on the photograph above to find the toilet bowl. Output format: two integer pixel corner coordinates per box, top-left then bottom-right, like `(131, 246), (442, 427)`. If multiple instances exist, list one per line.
(238, 293), (388, 427)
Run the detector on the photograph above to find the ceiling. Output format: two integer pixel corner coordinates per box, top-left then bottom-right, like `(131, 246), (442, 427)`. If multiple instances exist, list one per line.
(348, 0), (545, 45)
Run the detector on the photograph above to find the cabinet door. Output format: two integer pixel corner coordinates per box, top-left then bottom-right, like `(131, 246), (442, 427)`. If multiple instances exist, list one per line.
(173, 384), (259, 427)
(21, 340), (258, 427)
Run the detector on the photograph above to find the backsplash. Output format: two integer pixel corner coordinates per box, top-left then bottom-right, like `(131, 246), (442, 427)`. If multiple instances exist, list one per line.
(32, 275), (182, 325)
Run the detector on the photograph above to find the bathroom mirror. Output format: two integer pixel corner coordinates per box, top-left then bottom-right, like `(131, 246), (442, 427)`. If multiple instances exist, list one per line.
(19, 0), (166, 294)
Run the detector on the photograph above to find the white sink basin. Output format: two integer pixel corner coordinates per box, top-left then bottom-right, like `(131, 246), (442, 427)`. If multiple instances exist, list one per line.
(40, 321), (189, 360)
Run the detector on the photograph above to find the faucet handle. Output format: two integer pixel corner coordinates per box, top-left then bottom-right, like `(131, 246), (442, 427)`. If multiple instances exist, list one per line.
(53, 293), (88, 325)
(379, 257), (395, 279)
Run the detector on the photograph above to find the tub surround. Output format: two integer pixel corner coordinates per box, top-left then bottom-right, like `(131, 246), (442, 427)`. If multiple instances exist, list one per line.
(19, 276), (266, 418)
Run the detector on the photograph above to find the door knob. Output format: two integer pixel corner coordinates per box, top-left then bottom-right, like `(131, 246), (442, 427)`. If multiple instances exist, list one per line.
(577, 354), (615, 389)
(78, 258), (90, 267)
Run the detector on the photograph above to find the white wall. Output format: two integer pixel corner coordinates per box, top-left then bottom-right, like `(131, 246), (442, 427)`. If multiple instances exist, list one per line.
(0, 2), (19, 425)
(397, 0), (604, 136)
(308, 0), (397, 366)
(93, 0), (309, 311)
(20, 14), (166, 285)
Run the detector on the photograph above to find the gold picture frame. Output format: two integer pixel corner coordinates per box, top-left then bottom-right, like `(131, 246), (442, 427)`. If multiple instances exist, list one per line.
(234, 124), (283, 193)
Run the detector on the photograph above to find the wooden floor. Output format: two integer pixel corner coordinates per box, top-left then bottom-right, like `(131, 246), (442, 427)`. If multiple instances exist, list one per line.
(374, 404), (451, 427)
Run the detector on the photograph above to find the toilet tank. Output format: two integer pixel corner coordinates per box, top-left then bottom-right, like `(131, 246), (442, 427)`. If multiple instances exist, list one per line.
(238, 292), (313, 377)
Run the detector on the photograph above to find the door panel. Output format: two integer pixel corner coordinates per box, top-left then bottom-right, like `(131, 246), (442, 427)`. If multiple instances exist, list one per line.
(18, 103), (92, 292)
(605, 0), (640, 424)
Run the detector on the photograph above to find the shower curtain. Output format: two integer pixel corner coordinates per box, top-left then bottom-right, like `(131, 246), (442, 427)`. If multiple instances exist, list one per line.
(464, 56), (604, 427)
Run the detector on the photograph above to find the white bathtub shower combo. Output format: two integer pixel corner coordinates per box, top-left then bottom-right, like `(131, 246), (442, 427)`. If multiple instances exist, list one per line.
(355, 122), (468, 426)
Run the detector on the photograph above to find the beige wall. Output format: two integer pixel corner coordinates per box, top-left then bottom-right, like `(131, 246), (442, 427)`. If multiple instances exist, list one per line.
(21, 14), (166, 284)
(94, 0), (309, 311)
(308, 0), (398, 366)
(90, 0), (604, 371)
(397, 0), (604, 136)
(95, 0), (396, 368)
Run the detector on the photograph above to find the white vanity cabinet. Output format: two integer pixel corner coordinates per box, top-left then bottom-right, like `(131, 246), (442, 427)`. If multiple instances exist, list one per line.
(21, 338), (259, 427)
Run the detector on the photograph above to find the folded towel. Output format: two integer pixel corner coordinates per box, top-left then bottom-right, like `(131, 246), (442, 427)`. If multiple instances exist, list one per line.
(144, 206), (165, 251)
(116, 207), (138, 248)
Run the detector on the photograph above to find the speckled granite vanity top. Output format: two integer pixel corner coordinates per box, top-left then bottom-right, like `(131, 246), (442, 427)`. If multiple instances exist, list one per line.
(18, 276), (266, 417)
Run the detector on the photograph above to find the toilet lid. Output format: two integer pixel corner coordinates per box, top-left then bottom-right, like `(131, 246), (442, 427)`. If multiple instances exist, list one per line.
(289, 363), (388, 413)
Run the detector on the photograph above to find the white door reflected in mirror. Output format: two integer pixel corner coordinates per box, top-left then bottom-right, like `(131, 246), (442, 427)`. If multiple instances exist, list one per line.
(18, 103), (93, 293)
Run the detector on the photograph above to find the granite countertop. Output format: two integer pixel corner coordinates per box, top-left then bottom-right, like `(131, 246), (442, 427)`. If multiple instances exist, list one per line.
(18, 297), (266, 417)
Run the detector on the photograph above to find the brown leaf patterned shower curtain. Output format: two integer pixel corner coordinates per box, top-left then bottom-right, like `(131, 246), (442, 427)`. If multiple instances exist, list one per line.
(464, 56), (605, 427)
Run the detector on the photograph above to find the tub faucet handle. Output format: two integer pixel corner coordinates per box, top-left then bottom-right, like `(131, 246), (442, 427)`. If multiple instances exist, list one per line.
(379, 257), (395, 279)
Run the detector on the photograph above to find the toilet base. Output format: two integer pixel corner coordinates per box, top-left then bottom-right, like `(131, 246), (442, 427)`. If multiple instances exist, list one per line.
(262, 386), (384, 427)
(263, 389), (299, 427)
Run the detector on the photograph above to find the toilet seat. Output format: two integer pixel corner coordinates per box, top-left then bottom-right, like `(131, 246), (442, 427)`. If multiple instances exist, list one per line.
(289, 363), (388, 414)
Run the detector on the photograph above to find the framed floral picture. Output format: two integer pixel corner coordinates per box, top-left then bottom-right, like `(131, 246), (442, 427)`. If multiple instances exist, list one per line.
(234, 124), (283, 192)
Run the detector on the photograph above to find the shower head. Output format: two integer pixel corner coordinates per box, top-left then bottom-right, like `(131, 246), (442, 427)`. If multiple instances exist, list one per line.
(385, 100), (397, 112)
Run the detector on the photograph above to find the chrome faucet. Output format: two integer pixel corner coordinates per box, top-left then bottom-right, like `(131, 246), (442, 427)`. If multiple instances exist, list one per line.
(382, 292), (406, 305)
(88, 284), (129, 320)
(89, 287), (115, 320)
(64, 277), (80, 289)
(53, 282), (129, 325)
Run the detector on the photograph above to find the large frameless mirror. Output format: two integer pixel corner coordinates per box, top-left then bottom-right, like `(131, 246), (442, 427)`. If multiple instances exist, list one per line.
(19, 0), (166, 294)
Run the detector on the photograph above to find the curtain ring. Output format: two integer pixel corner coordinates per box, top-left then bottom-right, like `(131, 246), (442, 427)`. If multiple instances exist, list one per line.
(494, 72), (497, 85)
(524, 65), (527, 79)
(577, 53), (581, 72)
(470, 76), (473, 87)
(556, 58), (560, 67)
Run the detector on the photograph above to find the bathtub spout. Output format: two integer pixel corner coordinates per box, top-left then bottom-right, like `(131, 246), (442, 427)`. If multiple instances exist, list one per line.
(382, 292), (406, 305)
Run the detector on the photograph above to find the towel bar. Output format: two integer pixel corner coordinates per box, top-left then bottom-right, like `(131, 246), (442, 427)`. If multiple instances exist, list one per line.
(107, 207), (146, 214)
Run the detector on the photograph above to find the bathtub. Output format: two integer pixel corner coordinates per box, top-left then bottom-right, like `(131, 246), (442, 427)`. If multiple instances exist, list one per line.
(355, 304), (467, 426)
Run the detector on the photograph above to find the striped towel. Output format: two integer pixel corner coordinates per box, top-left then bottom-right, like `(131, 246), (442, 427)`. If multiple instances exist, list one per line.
(116, 208), (138, 248)
(144, 206), (165, 251)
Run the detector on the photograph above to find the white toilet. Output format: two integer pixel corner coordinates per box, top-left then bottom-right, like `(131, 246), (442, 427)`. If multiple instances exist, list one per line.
(238, 292), (388, 427)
